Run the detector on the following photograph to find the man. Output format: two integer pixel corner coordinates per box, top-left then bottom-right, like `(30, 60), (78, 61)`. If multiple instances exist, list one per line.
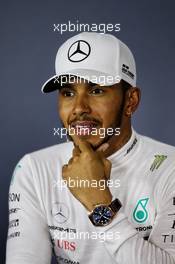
(6, 32), (175, 263)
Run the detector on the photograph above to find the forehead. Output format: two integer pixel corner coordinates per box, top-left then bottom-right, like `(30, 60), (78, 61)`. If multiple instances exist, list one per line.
(59, 75), (121, 90)
(59, 75), (96, 88)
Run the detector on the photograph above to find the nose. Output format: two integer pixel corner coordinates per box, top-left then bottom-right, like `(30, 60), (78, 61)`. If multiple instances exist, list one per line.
(72, 95), (91, 116)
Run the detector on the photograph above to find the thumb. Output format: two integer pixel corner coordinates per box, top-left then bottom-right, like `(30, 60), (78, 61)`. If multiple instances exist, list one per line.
(103, 158), (112, 179)
(96, 150), (112, 179)
(96, 142), (109, 153)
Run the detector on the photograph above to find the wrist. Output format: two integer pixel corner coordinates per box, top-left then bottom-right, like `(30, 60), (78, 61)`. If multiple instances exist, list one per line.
(88, 190), (112, 211)
(88, 198), (122, 226)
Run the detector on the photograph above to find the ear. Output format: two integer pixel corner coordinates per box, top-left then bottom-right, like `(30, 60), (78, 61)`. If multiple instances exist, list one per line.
(125, 87), (141, 117)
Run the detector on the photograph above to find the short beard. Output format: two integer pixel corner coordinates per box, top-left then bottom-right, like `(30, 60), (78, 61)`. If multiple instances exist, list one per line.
(92, 90), (126, 150)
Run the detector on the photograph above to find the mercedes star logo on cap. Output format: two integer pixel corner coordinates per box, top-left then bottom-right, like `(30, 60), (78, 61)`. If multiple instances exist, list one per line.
(68, 40), (91, 62)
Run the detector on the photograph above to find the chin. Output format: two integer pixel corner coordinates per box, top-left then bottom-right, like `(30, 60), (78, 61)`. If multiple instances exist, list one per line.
(84, 137), (107, 150)
(68, 133), (108, 149)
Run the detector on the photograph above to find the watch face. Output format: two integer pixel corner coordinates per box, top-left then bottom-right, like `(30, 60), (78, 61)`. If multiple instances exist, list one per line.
(91, 206), (113, 226)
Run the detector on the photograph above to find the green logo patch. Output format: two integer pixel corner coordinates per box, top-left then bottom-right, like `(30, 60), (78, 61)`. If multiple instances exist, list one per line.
(150, 155), (167, 171)
(133, 198), (149, 223)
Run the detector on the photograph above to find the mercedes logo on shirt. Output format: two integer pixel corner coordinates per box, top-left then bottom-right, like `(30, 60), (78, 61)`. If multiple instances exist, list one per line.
(51, 202), (69, 223)
(68, 40), (91, 62)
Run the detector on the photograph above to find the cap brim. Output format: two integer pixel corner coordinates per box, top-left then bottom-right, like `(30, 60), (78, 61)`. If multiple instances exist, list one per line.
(41, 75), (60, 93)
(41, 70), (121, 93)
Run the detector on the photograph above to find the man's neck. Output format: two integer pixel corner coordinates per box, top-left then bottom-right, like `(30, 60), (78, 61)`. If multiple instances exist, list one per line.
(102, 126), (132, 158)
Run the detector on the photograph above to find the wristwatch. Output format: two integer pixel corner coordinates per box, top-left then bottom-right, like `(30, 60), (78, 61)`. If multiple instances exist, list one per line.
(89, 198), (122, 226)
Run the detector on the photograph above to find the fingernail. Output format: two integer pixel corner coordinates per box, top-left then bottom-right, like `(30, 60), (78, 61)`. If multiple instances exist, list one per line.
(100, 143), (109, 152)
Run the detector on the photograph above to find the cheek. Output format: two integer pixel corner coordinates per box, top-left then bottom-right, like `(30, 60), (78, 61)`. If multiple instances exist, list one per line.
(58, 102), (72, 127)
(95, 100), (121, 126)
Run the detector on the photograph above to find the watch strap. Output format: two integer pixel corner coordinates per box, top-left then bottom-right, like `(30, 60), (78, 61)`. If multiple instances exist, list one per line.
(109, 198), (122, 213)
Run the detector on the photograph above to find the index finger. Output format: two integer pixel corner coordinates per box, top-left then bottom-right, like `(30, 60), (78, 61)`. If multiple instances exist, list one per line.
(71, 134), (94, 154)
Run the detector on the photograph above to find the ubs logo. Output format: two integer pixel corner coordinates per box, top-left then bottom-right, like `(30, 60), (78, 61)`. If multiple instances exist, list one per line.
(57, 239), (76, 251)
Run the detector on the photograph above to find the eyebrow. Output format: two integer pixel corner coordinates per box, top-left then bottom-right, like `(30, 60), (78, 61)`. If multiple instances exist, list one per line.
(60, 81), (100, 90)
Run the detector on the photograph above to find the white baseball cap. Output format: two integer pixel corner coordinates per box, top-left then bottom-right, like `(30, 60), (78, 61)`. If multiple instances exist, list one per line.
(41, 32), (136, 93)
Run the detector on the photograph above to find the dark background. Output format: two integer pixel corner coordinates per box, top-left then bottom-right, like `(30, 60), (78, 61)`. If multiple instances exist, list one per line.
(1, 0), (175, 263)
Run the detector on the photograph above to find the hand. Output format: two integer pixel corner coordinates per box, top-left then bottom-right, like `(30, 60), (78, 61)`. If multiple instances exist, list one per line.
(62, 136), (112, 211)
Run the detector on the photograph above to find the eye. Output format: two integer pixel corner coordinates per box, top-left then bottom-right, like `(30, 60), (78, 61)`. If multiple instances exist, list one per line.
(90, 88), (105, 95)
(60, 89), (74, 97)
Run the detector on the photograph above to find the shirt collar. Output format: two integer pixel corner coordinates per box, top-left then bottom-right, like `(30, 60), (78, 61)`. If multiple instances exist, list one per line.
(108, 128), (140, 166)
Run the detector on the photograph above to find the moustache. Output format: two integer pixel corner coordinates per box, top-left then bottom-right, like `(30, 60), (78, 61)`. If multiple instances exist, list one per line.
(69, 115), (101, 124)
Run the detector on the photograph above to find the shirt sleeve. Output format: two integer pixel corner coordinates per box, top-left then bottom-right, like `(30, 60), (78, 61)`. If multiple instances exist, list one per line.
(6, 154), (52, 264)
(95, 170), (175, 264)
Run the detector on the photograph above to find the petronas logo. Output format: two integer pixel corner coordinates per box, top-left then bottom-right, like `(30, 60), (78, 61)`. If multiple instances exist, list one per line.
(150, 155), (167, 171)
(133, 198), (149, 223)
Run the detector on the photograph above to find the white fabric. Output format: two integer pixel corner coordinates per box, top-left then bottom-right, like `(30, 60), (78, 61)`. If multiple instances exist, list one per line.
(6, 129), (175, 264)
(42, 32), (136, 92)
